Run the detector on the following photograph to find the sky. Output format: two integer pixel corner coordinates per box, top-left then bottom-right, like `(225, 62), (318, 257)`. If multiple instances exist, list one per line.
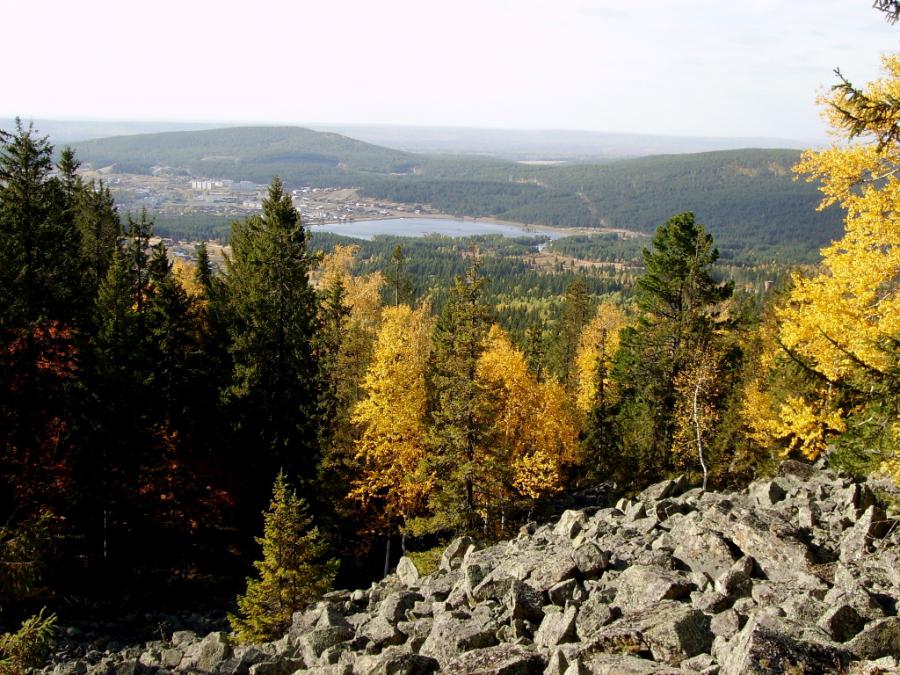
(5, 0), (898, 140)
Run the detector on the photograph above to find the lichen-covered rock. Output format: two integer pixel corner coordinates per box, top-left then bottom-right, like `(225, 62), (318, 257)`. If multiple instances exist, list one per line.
(613, 565), (695, 613)
(577, 601), (712, 666)
(418, 610), (498, 667)
(442, 643), (545, 674)
(718, 615), (850, 675)
(533, 605), (577, 648)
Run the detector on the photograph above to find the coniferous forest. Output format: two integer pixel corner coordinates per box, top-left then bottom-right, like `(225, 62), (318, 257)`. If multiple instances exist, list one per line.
(1, 17), (898, 665)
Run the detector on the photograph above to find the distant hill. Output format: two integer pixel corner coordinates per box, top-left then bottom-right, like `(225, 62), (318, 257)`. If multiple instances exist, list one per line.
(72, 126), (843, 262)
(307, 123), (819, 161)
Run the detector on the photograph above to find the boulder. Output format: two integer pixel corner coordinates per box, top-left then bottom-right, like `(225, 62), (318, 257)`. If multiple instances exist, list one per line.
(717, 615), (850, 675)
(846, 617), (900, 661)
(672, 523), (736, 581)
(502, 578), (544, 623)
(533, 605), (578, 648)
(554, 510), (586, 539)
(442, 643), (546, 674)
(613, 565), (695, 613)
(440, 537), (475, 572)
(572, 542), (609, 578)
(840, 506), (892, 563)
(419, 611), (498, 667)
(577, 601), (712, 666)
(396, 557), (420, 587)
(575, 593), (620, 640)
(366, 647), (439, 675)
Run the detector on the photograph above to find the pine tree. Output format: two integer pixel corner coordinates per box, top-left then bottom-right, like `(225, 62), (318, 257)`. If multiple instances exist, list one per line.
(227, 178), (322, 489)
(548, 277), (593, 389)
(612, 213), (732, 485)
(424, 256), (492, 535)
(229, 472), (337, 643)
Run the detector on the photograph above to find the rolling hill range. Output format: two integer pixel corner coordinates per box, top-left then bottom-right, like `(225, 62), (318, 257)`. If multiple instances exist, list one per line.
(72, 126), (844, 261)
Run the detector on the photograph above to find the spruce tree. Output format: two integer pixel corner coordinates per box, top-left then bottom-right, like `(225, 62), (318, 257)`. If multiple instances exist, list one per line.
(227, 178), (321, 490)
(229, 471), (337, 643)
(425, 256), (491, 535)
(548, 277), (592, 389)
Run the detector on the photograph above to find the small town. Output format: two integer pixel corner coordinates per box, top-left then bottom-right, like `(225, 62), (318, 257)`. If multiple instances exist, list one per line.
(80, 166), (438, 225)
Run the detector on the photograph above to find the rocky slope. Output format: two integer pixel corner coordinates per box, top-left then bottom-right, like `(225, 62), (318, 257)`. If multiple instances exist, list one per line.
(47, 460), (900, 674)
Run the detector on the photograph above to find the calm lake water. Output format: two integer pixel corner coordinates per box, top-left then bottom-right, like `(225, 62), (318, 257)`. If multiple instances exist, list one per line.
(310, 217), (566, 241)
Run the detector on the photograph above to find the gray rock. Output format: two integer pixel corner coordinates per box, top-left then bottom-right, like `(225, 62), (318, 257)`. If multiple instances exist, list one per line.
(503, 578), (545, 623)
(54, 661), (87, 675)
(840, 506), (892, 563)
(440, 537), (475, 572)
(297, 626), (353, 663)
(701, 506), (813, 582)
(396, 557), (420, 587)
(419, 611), (498, 667)
(171, 631), (197, 648)
(443, 643), (546, 674)
(526, 550), (577, 592)
(379, 591), (423, 623)
(534, 606), (577, 648)
(693, 591), (731, 614)
(710, 610), (741, 639)
(613, 565), (695, 613)
(817, 603), (866, 642)
(366, 647), (439, 675)
(247, 658), (303, 675)
(575, 593), (619, 640)
(847, 617), (900, 661)
(554, 510), (586, 539)
(717, 615), (850, 675)
(160, 648), (183, 670)
(713, 556), (754, 598)
(671, 523), (736, 581)
(572, 542), (609, 578)
(639, 479), (677, 503)
(577, 601), (712, 666)
(749, 479), (787, 508)
(680, 653), (717, 672)
(580, 653), (682, 674)
(359, 615), (404, 649)
(547, 579), (579, 606)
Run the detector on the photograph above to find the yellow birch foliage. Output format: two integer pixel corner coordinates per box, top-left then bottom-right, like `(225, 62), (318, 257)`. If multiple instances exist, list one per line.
(476, 325), (578, 501)
(349, 304), (435, 523)
(746, 55), (899, 469)
(671, 348), (719, 474)
(574, 302), (626, 415)
(171, 257), (204, 300)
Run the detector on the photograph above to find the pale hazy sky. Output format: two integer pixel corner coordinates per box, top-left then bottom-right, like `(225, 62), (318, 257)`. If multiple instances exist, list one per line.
(6, 0), (898, 139)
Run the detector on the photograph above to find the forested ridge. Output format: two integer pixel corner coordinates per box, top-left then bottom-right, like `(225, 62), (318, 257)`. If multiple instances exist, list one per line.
(1, 45), (898, 671)
(70, 129), (842, 262)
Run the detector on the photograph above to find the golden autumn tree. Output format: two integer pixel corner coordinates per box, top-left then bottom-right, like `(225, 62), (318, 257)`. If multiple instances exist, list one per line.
(745, 55), (899, 479)
(672, 346), (720, 490)
(348, 303), (435, 560)
(476, 325), (578, 531)
(574, 302), (626, 415)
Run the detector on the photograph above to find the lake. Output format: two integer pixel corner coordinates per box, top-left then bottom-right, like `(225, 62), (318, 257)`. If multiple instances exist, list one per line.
(310, 217), (567, 241)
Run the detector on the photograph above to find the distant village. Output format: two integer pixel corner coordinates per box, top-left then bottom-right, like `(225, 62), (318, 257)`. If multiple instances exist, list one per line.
(81, 165), (437, 225)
